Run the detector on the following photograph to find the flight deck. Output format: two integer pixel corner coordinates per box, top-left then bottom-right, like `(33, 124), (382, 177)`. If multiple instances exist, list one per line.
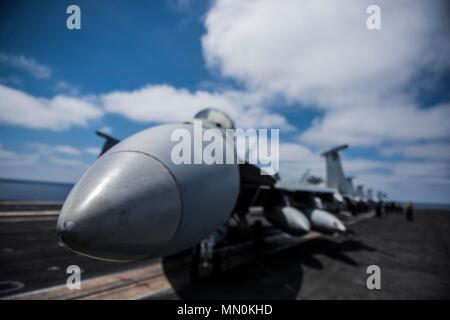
(1, 206), (449, 300)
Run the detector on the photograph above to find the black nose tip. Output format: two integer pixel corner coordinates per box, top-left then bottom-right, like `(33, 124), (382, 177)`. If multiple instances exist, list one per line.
(57, 220), (79, 243)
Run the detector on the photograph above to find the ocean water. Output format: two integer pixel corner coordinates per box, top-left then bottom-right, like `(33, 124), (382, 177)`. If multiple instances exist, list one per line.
(1, 178), (449, 210)
(0, 178), (74, 201)
(407, 202), (450, 211)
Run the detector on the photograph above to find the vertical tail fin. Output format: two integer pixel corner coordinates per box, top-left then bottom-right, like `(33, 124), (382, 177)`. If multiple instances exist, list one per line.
(356, 185), (365, 199)
(344, 176), (355, 197)
(367, 188), (373, 201)
(321, 144), (349, 193)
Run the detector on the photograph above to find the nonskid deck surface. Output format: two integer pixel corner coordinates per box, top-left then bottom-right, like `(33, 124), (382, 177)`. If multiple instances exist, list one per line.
(1, 208), (449, 299)
(150, 210), (450, 300)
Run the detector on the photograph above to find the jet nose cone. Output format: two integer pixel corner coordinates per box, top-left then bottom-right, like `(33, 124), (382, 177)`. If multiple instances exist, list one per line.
(57, 151), (182, 261)
(57, 220), (79, 244)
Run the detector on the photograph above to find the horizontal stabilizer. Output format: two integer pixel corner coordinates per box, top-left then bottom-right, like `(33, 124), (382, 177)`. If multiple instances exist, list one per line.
(321, 144), (349, 157)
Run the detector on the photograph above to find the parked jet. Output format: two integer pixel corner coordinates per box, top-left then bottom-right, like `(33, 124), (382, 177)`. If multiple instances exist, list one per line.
(367, 188), (374, 201)
(344, 177), (355, 198)
(280, 170), (343, 213)
(321, 144), (359, 212)
(355, 184), (370, 212)
(322, 145), (349, 191)
(57, 108), (346, 262)
(355, 185), (366, 202)
(367, 188), (382, 208)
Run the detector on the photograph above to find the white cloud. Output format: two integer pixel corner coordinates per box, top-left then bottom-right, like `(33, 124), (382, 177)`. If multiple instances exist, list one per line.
(102, 84), (293, 129)
(53, 145), (81, 156)
(84, 147), (101, 156)
(353, 172), (450, 204)
(381, 143), (450, 161)
(30, 143), (99, 158)
(49, 156), (86, 167)
(0, 85), (103, 130)
(99, 126), (113, 134)
(200, 0), (450, 203)
(0, 144), (95, 182)
(277, 143), (324, 184)
(300, 102), (450, 147)
(390, 161), (450, 181)
(343, 157), (389, 175)
(0, 145), (38, 166)
(0, 82), (292, 132)
(54, 80), (80, 95)
(0, 75), (23, 87)
(203, 0), (449, 100)
(0, 146), (19, 161)
(202, 0), (450, 146)
(0, 53), (52, 79)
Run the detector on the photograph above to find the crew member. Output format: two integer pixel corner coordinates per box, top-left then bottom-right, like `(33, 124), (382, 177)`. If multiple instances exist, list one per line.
(376, 201), (382, 217)
(406, 201), (414, 221)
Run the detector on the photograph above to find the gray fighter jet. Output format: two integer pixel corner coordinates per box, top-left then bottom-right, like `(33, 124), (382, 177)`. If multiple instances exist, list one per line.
(321, 145), (373, 214)
(57, 109), (346, 262)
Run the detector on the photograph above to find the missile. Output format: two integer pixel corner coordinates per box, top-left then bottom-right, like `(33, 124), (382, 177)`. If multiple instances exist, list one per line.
(264, 206), (311, 236)
(308, 209), (346, 234)
(57, 122), (240, 261)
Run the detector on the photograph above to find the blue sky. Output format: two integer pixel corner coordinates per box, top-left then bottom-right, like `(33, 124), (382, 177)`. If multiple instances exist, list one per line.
(0, 0), (449, 203)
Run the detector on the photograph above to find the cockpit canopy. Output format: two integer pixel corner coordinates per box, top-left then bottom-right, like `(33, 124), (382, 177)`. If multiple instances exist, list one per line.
(194, 108), (235, 130)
